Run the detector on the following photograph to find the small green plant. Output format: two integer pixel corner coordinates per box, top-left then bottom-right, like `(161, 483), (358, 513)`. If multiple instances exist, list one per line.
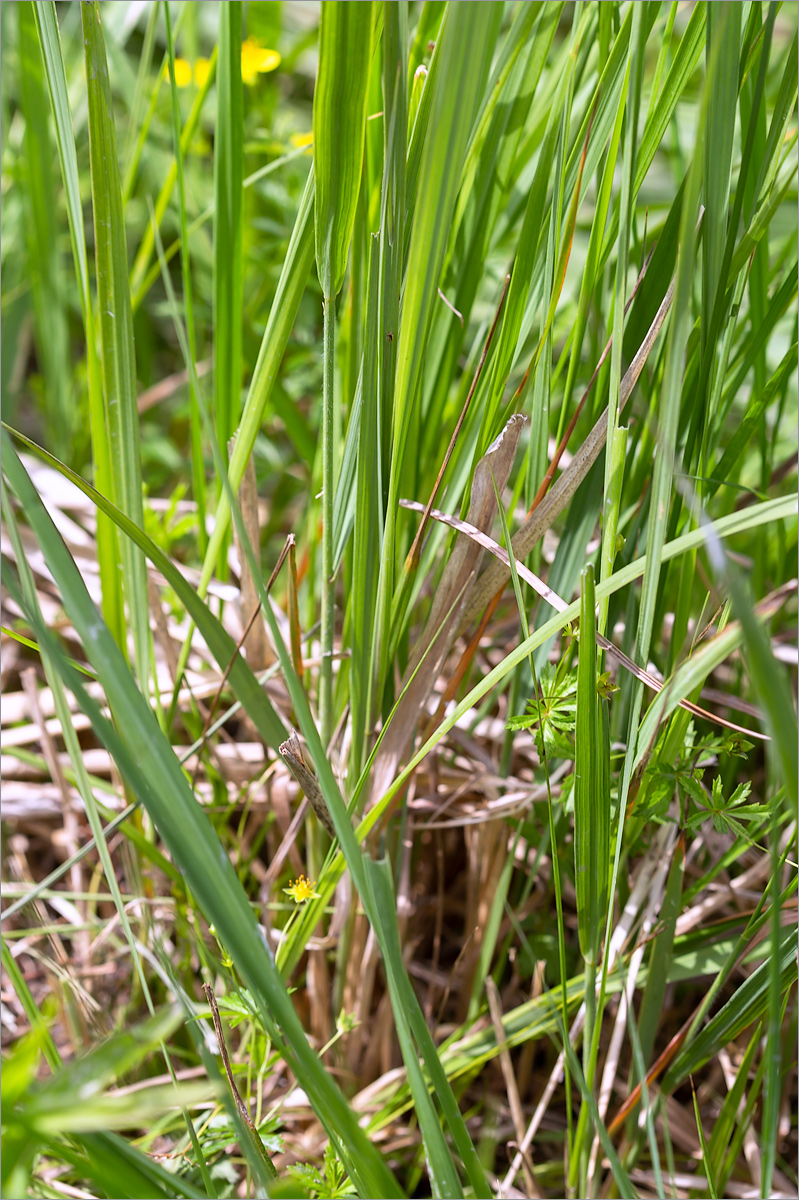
(637, 720), (758, 832)
(288, 1143), (358, 1200)
(507, 660), (617, 758)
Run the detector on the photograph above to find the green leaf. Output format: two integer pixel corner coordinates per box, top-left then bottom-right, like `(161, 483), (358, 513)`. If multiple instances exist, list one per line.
(214, 1), (244, 461)
(81, 1), (149, 695)
(313, 1), (374, 298)
(574, 564), (610, 968)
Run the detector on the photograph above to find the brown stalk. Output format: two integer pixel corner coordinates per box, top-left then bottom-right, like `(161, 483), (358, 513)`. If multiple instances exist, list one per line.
(606, 1016), (691, 1137)
(202, 984), (278, 1180)
(405, 272), (511, 572)
(486, 977), (542, 1199)
(455, 271), (677, 637)
(278, 730), (335, 838)
(423, 253), (665, 729)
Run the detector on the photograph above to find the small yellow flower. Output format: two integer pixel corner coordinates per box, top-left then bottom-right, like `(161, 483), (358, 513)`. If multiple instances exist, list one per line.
(194, 57), (211, 88)
(241, 38), (281, 85)
(283, 874), (320, 904)
(289, 131), (314, 152)
(167, 57), (193, 88)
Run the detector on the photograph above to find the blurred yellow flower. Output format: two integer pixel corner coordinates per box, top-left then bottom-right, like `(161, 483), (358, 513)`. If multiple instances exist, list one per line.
(289, 131), (314, 152)
(193, 57), (211, 88)
(164, 40), (279, 91)
(241, 38), (281, 85)
(168, 57), (193, 88)
(283, 874), (320, 904)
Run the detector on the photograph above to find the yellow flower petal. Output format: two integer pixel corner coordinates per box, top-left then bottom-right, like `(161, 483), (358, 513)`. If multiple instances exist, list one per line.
(172, 57), (193, 88)
(194, 57), (211, 88)
(241, 38), (281, 85)
(289, 131), (314, 150)
(282, 874), (320, 904)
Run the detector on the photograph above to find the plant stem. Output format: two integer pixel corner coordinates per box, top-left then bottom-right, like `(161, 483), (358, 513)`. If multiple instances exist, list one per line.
(320, 295), (335, 746)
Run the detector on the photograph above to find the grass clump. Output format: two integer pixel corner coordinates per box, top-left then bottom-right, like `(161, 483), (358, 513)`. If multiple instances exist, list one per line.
(1, 3), (797, 1198)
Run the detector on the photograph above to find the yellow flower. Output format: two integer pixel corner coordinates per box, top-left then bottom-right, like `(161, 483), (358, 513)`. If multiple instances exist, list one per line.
(166, 57), (193, 88)
(289, 131), (314, 152)
(283, 874), (320, 904)
(193, 57), (211, 88)
(241, 38), (281, 85)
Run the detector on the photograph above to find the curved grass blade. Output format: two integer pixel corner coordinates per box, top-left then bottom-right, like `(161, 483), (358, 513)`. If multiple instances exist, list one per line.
(196, 169), (315, 601)
(4, 427), (287, 753)
(666, 923), (797, 1084)
(1, 435), (402, 1200)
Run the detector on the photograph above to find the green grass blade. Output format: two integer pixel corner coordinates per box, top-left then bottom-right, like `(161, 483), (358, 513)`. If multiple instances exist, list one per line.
(2, 479), (156, 1012)
(129, 46), (218, 305)
(214, 0), (243, 468)
(32, 0), (123, 651)
(634, 618), (751, 771)
(120, 0), (159, 189)
(195, 169), (315, 601)
(18, 1), (73, 464)
(691, 1080), (718, 1199)
(702, 3), (741, 350)
(313, 0), (374, 740)
(575, 564), (610, 970)
(600, 3), (706, 265)
(81, 0), (149, 696)
(549, 996), (638, 1198)
(709, 338), (798, 497)
(635, 835), (685, 1070)
(667, 923), (797, 1084)
(30, 1), (89, 322)
(375, 0), (501, 704)
(708, 1018), (762, 1186)
(599, 3), (643, 636)
(42, 1130), (209, 1200)
(350, 235), (382, 775)
(164, 0), (206, 557)
(0, 939), (61, 1074)
(708, 551), (798, 811)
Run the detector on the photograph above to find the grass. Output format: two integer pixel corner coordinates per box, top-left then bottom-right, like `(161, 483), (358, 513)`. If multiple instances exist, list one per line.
(1, 2), (797, 1198)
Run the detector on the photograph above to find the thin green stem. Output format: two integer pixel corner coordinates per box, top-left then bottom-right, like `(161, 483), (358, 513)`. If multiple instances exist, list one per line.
(321, 295), (336, 747)
(163, 0), (206, 557)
